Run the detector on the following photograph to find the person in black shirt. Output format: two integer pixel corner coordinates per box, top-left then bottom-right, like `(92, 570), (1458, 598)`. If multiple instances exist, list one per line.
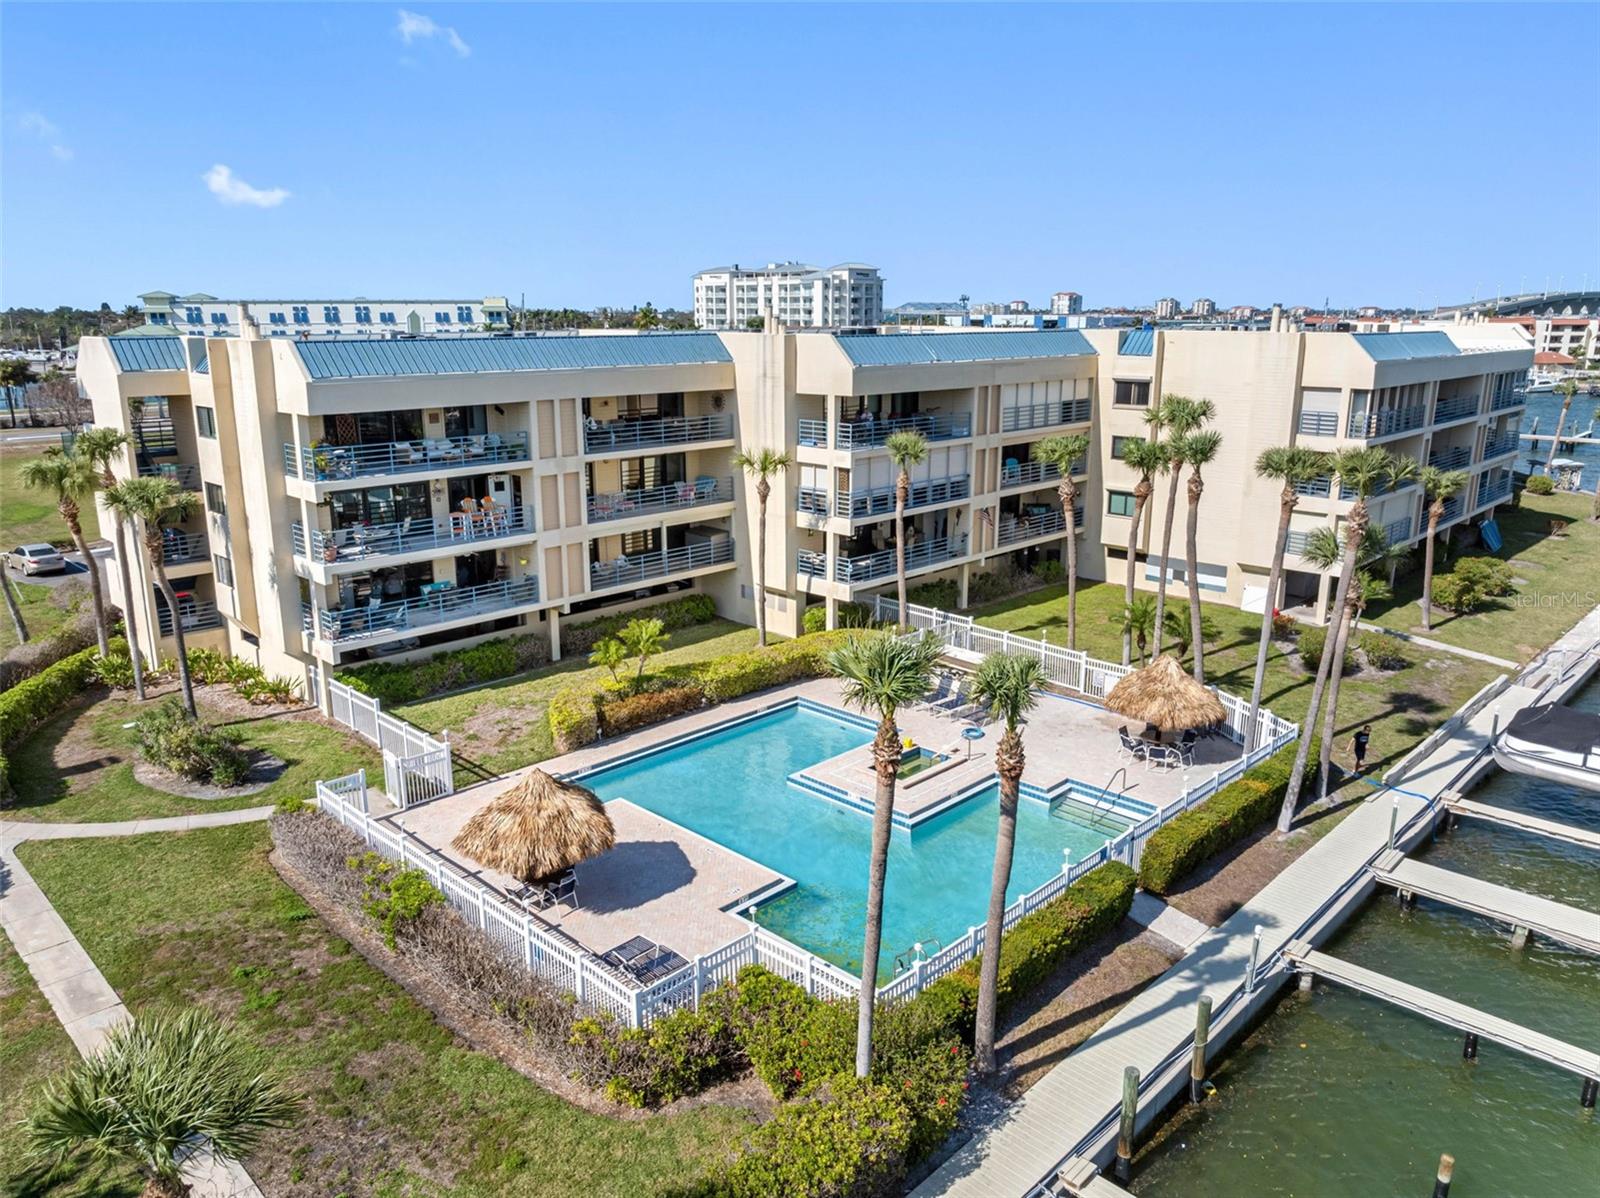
(1352, 725), (1372, 773)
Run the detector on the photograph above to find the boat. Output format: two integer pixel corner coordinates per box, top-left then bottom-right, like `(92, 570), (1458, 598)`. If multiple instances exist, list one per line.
(1492, 703), (1600, 793)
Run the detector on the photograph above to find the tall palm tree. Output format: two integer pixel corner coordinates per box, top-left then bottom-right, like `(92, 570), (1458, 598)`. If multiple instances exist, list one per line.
(826, 631), (942, 1077)
(18, 449), (110, 656)
(1417, 465), (1468, 632)
(1278, 447), (1399, 831)
(1246, 446), (1328, 750)
(732, 447), (791, 645)
(1147, 396), (1213, 657)
(1180, 429), (1223, 683)
(74, 426), (148, 698)
(1030, 433), (1091, 649)
(26, 1007), (300, 1198)
(1545, 379), (1578, 474)
(885, 430), (929, 626)
(968, 652), (1046, 1075)
(1116, 438), (1169, 666)
(106, 477), (202, 717)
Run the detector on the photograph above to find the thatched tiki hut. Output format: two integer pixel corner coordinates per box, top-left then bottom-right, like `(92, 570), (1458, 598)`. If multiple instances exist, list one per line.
(1104, 653), (1226, 732)
(451, 769), (615, 883)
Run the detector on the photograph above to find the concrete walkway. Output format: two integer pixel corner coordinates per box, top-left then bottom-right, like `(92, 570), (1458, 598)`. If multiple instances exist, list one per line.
(1127, 892), (1209, 953)
(1, 807), (274, 1198)
(1352, 620), (1520, 670)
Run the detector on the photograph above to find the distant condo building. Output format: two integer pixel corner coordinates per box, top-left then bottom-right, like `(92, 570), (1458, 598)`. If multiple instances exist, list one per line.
(1154, 297), (1180, 320)
(130, 291), (509, 338)
(692, 262), (882, 330)
(1191, 297), (1216, 318)
(1229, 304), (1257, 321)
(1051, 292), (1083, 316)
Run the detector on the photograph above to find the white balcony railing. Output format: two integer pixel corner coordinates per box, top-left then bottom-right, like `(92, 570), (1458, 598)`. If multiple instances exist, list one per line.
(836, 475), (970, 520)
(306, 576), (542, 644)
(587, 477), (732, 523)
(284, 433), (530, 481)
(583, 413), (732, 454)
(588, 539), (735, 591)
(292, 505), (536, 565)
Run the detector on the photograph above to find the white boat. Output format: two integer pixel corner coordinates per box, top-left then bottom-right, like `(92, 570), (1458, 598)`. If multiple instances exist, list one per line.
(1492, 703), (1600, 793)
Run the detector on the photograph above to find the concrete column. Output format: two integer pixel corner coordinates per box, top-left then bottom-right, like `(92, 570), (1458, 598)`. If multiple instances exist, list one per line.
(958, 562), (971, 608)
(316, 651), (334, 715)
(1314, 571), (1332, 623)
(548, 609), (562, 662)
(826, 393), (839, 450)
(824, 592), (839, 631)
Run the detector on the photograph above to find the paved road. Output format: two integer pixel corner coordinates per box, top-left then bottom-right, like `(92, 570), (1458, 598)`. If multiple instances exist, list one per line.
(4, 545), (112, 590)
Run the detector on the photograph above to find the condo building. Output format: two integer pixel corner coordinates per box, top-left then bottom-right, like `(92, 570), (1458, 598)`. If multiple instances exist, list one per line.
(131, 291), (511, 338)
(692, 263), (883, 330)
(1153, 298), (1180, 320)
(1051, 292), (1083, 316)
(77, 319), (1528, 707)
(1191, 298), (1217, 319)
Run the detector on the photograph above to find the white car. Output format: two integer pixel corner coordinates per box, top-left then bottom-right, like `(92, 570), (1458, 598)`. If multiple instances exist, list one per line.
(5, 543), (67, 575)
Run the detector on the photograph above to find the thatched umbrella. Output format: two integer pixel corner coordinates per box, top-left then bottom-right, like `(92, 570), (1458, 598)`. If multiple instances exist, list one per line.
(1104, 654), (1226, 732)
(451, 769), (615, 883)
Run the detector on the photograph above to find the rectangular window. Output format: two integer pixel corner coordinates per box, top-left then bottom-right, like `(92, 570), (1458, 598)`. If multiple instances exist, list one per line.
(213, 554), (234, 587)
(292, 306), (309, 324)
(354, 305), (371, 323)
(185, 306), (202, 324)
(435, 310), (452, 324)
(457, 305), (473, 323)
(195, 406), (216, 438)
(1107, 490), (1136, 517)
(204, 483), (226, 517)
(210, 312), (228, 325)
(322, 305), (341, 324)
(268, 312), (286, 325)
(1110, 436), (1132, 460)
(1113, 380), (1151, 407)
(380, 311), (396, 324)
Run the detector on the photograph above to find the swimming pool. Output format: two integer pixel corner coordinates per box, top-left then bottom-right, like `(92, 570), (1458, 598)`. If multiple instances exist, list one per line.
(577, 702), (1127, 975)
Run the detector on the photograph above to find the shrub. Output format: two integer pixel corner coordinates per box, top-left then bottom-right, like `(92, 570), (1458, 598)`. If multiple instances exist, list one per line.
(548, 684), (601, 752)
(135, 697), (252, 786)
(0, 608), (99, 690)
(183, 646), (231, 685)
(340, 631), (549, 705)
(967, 564), (1029, 606)
(1358, 631), (1410, 671)
(1525, 473), (1555, 495)
(1452, 555), (1515, 598)
(568, 996), (741, 1107)
(694, 631), (850, 704)
(564, 594), (717, 658)
(905, 579), (959, 610)
(1431, 571), (1484, 614)
(1031, 558), (1065, 585)
(1139, 737), (1318, 895)
(598, 685), (704, 736)
(1271, 610), (1298, 639)
(87, 651), (138, 690)
(1296, 625), (1354, 675)
(803, 601), (875, 634)
(0, 639), (124, 801)
(349, 851), (445, 949)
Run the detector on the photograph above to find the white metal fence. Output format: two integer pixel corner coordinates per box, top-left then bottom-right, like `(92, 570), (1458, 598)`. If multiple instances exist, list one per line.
(312, 669), (455, 806)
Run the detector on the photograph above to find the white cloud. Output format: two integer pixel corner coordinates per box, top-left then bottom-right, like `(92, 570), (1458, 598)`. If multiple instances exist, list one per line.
(17, 111), (72, 162)
(202, 164), (290, 208)
(396, 9), (470, 57)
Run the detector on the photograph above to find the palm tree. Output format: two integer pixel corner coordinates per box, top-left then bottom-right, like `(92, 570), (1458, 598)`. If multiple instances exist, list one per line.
(1246, 446), (1329, 750)
(1278, 447), (1400, 830)
(74, 427), (148, 698)
(1163, 605), (1218, 660)
(885, 430), (929, 626)
(732, 448), (791, 645)
(26, 1007), (299, 1198)
(1417, 466), (1468, 632)
(968, 652), (1045, 1075)
(1108, 595), (1157, 663)
(18, 449), (110, 657)
(617, 616), (668, 685)
(1545, 379), (1578, 473)
(1030, 433), (1091, 649)
(1116, 438), (1169, 666)
(826, 631), (942, 1076)
(1146, 396), (1213, 657)
(105, 477), (201, 717)
(1180, 429), (1223, 683)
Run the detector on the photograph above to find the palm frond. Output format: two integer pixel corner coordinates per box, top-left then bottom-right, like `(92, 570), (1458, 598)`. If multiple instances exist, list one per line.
(826, 631), (942, 719)
(968, 652), (1045, 731)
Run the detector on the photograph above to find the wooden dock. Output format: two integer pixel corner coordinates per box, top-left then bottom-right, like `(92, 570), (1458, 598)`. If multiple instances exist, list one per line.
(1446, 796), (1600, 852)
(1368, 849), (1600, 954)
(1284, 941), (1600, 1081)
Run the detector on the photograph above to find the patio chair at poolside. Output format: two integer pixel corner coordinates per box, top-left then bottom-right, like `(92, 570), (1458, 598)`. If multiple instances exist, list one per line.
(512, 867), (579, 911)
(1178, 728), (1199, 766)
(1145, 744), (1182, 772)
(919, 672), (954, 710)
(1118, 726), (1150, 763)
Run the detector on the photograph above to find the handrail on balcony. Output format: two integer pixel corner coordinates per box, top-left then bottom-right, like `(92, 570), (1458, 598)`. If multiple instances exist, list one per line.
(997, 507), (1074, 546)
(159, 529), (209, 565)
(836, 534), (967, 583)
(1297, 410), (1340, 437)
(589, 538), (735, 591)
(1347, 406), (1427, 439)
(284, 432), (530, 481)
(1433, 394), (1480, 423)
(836, 412), (971, 450)
(1293, 476), (1332, 498)
(1482, 434), (1518, 458)
(796, 486), (830, 516)
(999, 398), (1091, 433)
(1490, 392), (1524, 412)
(1000, 459), (1083, 489)
(582, 412), (732, 454)
(138, 462), (200, 490)
(836, 475), (970, 520)
(292, 505), (536, 565)
(1427, 446), (1472, 470)
(157, 598), (222, 635)
(309, 575), (542, 643)
(587, 477), (732, 523)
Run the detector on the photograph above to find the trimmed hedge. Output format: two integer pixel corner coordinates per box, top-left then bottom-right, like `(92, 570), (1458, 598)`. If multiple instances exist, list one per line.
(548, 683), (601, 753)
(801, 601), (876, 634)
(598, 685), (704, 737)
(0, 638), (125, 801)
(1358, 631), (1410, 671)
(564, 593), (716, 658)
(1137, 737), (1318, 896)
(694, 631), (849, 703)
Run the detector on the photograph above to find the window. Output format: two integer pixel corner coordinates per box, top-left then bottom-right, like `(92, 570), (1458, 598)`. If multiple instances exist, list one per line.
(150, 312), (168, 325)
(380, 311), (397, 324)
(457, 305), (473, 323)
(184, 306), (203, 325)
(435, 310), (452, 324)
(322, 305), (341, 324)
(268, 312), (286, 325)
(195, 405), (216, 438)
(1110, 436), (1132, 460)
(292, 306), (309, 325)
(204, 483), (226, 517)
(210, 312), (228, 325)
(1107, 490), (1136, 517)
(1113, 380), (1151, 407)
(213, 554), (234, 587)
(354, 305), (371, 323)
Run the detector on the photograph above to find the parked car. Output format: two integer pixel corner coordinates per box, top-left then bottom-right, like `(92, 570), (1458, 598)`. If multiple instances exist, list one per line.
(5, 543), (67, 575)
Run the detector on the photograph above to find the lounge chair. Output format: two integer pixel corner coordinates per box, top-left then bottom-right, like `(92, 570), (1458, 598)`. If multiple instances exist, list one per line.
(920, 673), (954, 710)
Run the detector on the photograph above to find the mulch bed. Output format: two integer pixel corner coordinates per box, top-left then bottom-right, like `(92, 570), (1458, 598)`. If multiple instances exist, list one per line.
(131, 751), (286, 800)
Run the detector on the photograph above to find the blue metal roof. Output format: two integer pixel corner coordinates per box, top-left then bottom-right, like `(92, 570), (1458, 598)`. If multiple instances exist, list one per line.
(194, 355), (210, 374)
(292, 334), (733, 380)
(1352, 331), (1460, 361)
(835, 330), (1096, 367)
(1117, 328), (1155, 356)
(109, 337), (188, 373)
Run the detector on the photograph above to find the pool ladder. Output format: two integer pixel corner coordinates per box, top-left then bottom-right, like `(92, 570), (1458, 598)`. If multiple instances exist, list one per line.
(893, 937), (944, 975)
(1052, 767), (1130, 830)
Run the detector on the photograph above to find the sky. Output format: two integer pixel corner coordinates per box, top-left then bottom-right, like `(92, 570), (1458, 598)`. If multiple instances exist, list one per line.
(4, 2), (1598, 313)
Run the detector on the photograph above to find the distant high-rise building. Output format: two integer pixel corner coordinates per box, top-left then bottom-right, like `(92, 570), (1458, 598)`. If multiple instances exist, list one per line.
(1051, 291), (1083, 315)
(132, 291), (509, 337)
(1191, 297), (1216, 318)
(692, 262), (883, 329)
(1007, 299), (1029, 314)
(1229, 304), (1257, 321)
(1154, 297), (1180, 320)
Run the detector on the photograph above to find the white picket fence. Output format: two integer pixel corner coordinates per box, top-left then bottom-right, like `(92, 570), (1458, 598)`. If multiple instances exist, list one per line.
(312, 669), (455, 806)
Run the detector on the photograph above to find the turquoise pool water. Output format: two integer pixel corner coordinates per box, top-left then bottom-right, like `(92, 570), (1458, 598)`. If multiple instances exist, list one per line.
(579, 703), (1125, 975)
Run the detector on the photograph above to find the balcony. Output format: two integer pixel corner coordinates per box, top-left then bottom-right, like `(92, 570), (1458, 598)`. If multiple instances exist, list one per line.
(1427, 446), (1471, 471)
(1433, 394), (1480, 424)
(138, 462), (200, 490)
(583, 413), (732, 455)
(1476, 476), (1512, 507)
(1339, 477), (1416, 502)
(284, 433), (530, 482)
(1482, 433), (1519, 459)
(835, 534), (968, 584)
(999, 398), (1092, 433)
(1284, 530), (1314, 556)
(800, 412), (973, 451)
(588, 477), (732, 523)
(997, 506), (1081, 547)
(796, 487), (830, 517)
(1297, 410), (1339, 437)
(1347, 406), (1427, 439)
(836, 475), (970, 520)
(1293, 476), (1333, 499)
(797, 548), (828, 576)
(1438, 496), (1464, 524)
(1381, 517), (1414, 546)
(157, 598), (223, 636)
(1490, 390), (1524, 413)
(291, 505), (536, 566)
(588, 538), (735, 591)
(159, 529), (209, 566)
(306, 576), (542, 645)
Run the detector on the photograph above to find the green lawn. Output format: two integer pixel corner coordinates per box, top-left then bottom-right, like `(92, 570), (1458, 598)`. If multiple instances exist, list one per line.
(394, 618), (762, 778)
(0, 578), (78, 655)
(5, 691), (382, 823)
(1363, 491), (1599, 663)
(970, 580), (1502, 779)
(1, 444), (101, 548)
(10, 825), (751, 1196)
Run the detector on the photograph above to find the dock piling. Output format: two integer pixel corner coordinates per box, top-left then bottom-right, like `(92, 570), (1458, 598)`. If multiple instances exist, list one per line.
(1582, 1078), (1597, 1109)
(1243, 925), (1263, 995)
(1388, 796), (1399, 851)
(1463, 1033), (1479, 1061)
(1510, 925), (1530, 952)
(1190, 996), (1212, 1102)
(1432, 1152), (1455, 1198)
(1115, 1066), (1139, 1183)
